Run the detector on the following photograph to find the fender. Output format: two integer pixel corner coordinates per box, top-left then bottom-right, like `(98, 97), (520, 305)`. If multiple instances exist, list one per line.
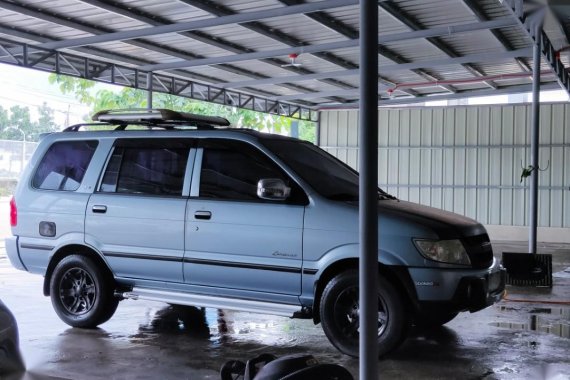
(308, 243), (410, 276)
(300, 243), (411, 307)
(41, 234), (111, 297)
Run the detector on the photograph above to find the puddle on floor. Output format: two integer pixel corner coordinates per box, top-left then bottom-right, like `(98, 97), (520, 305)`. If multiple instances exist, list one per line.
(493, 307), (570, 339)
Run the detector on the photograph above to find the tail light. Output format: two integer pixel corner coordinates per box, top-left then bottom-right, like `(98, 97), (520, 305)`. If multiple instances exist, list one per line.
(10, 196), (17, 227)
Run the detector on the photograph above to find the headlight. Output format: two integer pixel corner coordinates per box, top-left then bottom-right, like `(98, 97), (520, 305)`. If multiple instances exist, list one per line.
(414, 239), (471, 265)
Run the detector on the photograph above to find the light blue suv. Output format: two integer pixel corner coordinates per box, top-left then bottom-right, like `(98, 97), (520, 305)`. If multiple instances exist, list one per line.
(6, 109), (505, 357)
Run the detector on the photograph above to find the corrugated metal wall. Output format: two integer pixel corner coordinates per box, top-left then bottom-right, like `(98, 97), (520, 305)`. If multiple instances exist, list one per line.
(319, 104), (570, 228)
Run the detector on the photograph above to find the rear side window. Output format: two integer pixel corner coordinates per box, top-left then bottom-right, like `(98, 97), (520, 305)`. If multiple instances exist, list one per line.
(100, 140), (191, 196)
(32, 140), (98, 191)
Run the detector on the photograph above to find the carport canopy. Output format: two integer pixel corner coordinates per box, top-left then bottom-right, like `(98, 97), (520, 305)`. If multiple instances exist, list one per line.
(1, 0), (569, 377)
(0, 0), (568, 122)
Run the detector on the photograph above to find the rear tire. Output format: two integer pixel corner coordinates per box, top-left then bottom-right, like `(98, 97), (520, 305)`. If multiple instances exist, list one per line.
(319, 270), (408, 358)
(50, 254), (118, 328)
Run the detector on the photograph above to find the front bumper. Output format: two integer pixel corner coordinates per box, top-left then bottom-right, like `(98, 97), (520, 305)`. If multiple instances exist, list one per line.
(410, 259), (506, 314)
(450, 266), (506, 312)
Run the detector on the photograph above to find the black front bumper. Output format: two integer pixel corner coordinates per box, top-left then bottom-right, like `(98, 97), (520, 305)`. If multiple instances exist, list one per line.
(416, 267), (506, 315)
(452, 267), (506, 312)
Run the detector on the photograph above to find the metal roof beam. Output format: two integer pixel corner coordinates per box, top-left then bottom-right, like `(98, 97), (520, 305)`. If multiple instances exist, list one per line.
(219, 70), (359, 89)
(0, 25), (162, 69)
(378, 17), (518, 43)
(32, 0), (357, 50)
(503, 0), (570, 98)
(275, 0), (453, 92)
(138, 39), (358, 71)
(77, 0), (327, 100)
(461, 0), (532, 72)
(384, 48), (532, 72)
(316, 82), (561, 108)
(379, 0), (498, 90)
(218, 48), (533, 89)
(548, 1), (570, 44)
(275, 75), (560, 102)
(0, 0), (327, 100)
(0, 2), (199, 62)
(0, 33), (319, 118)
(277, 0), (455, 92)
(376, 82), (561, 106)
(139, 35), (533, 73)
(178, 0), (369, 95)
(276, 89), (364, 102)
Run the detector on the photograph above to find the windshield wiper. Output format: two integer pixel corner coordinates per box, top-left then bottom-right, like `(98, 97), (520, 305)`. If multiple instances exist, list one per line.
(378, 189), (398, 201)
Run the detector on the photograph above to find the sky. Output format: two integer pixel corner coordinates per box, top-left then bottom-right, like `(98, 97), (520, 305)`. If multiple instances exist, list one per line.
(0, 64), (116, 127)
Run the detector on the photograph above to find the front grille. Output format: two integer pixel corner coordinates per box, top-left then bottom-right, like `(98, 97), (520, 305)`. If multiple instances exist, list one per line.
(462, 234), (494, 269)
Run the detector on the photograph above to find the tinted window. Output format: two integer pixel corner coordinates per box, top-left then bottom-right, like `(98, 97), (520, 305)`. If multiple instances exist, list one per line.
(32, 140), (98, 191)
(199, 140), (304, 202)
(262, 139), (395, 201)
(262, 139), (360, 200)
(100, 142), (190, 196)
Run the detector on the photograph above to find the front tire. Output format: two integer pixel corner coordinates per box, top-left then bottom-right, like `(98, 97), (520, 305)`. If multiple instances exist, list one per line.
(50, 255), (118, 328)
(320, 270), (408, 358)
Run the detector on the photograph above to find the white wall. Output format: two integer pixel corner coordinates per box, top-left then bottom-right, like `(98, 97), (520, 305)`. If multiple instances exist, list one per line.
(319, 103), (570, 242)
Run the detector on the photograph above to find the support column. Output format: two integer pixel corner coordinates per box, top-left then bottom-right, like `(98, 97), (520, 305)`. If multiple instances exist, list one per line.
(359, 0), (379, 378)
(290, 120), (299, 138)
(529, 29), (542, 254)
(147, 72), (153, 109)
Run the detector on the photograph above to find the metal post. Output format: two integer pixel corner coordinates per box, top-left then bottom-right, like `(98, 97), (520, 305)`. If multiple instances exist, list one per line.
(290, 120), (299, 138)
(359, 0), (379, 378)
(147, 72), (153, 109)
(21, 137), (25, 173)
(4, 127), (25, 173)
(529, 28), (541, 254)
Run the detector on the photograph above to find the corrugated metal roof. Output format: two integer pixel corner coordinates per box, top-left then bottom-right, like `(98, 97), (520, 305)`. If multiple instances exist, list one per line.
(0, 0), (567, 116)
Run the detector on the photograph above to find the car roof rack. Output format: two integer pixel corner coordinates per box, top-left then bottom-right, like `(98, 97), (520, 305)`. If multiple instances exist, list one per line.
(62, 108), (232, 132)
(92, 108), (230, 126)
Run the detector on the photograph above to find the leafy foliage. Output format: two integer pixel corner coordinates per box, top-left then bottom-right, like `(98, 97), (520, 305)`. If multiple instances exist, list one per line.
(49, 74), (316, 142)
(0, 103), (59, 142)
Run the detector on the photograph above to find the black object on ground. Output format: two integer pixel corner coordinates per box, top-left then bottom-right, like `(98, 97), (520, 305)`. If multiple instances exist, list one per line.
(220, 353), (354, 380)
(502, 252), (553, 287)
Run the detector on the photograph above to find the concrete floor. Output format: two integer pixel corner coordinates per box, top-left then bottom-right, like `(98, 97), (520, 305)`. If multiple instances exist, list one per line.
(1, 241), (569, 380)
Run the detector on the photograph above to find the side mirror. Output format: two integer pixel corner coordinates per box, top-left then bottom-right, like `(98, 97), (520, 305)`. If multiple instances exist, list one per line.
(257, 178), (291, 201)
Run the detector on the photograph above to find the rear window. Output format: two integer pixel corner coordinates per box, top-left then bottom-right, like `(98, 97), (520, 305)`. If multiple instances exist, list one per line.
(100, 140), (191, 196)
(32, 140), (98, 191)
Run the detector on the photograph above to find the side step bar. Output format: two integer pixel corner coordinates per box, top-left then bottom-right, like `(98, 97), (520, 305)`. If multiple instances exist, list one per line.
(122, 287), (302, 318)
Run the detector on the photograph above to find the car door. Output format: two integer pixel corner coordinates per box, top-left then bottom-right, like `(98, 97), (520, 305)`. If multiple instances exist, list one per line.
(85, 138), (194, 283)
(184, 138), (307, 296)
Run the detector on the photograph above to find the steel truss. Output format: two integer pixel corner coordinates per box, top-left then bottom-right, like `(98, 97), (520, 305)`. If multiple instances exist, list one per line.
(0, 38), (318, 122)
(504, 0), (570, 97)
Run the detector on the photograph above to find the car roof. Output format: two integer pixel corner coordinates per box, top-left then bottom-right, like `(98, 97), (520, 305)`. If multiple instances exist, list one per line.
(42, 108), (307, 145)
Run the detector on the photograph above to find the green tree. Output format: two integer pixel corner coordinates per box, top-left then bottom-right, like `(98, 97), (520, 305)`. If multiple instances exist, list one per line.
(49, 74), (95, 105)
(0, 105), (33, 141)
(0, 104), (60, 142)
(34, 102), (59, 139)
(48, 74), (317, 142)
(0, 105), (8, 130)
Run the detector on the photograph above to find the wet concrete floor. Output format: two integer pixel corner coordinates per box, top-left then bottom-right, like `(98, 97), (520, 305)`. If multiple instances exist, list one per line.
(1, 241), (569, 380)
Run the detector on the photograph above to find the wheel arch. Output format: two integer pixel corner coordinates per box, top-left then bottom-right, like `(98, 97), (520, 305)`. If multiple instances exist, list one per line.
(312, 258), (418, 324)
(43, 244), (113, 296)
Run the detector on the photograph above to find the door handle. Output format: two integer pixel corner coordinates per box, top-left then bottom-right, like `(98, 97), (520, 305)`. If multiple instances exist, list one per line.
(194, 211), (211, 220)
(92, 205), (107, 214)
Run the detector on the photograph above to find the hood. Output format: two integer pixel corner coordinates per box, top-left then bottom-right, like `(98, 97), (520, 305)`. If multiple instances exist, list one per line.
(376, 200), (487, 239)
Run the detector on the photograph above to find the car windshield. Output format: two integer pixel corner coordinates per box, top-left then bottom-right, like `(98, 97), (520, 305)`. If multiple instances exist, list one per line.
(263, 138), (396, 201)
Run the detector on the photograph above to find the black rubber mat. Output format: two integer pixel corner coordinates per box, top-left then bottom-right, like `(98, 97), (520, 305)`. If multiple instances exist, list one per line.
(502, 252), (553, 287)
